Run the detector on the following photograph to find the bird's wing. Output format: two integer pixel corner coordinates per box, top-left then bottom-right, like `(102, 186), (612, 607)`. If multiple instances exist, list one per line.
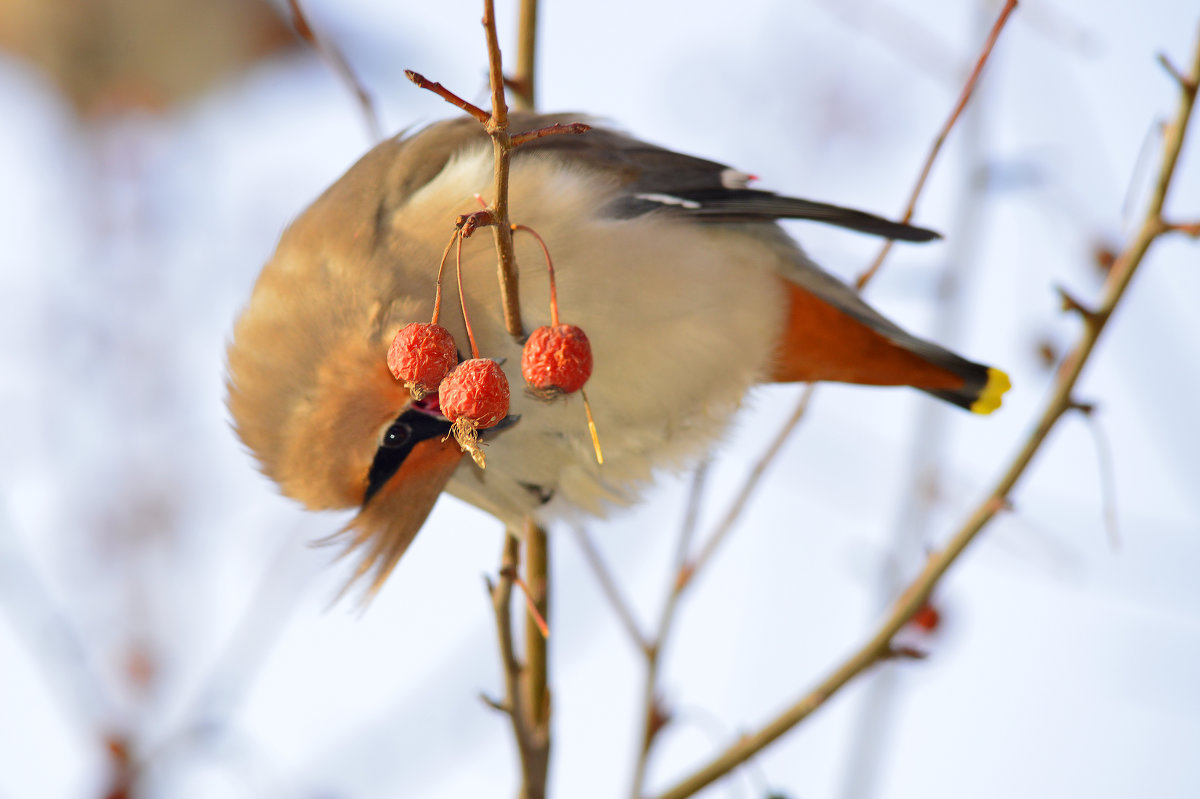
(389, 113), (938, 241)
(493, 117), (1005, 412)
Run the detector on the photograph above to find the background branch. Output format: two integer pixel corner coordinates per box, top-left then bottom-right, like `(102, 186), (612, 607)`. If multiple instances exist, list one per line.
(511, 0), (539, 110)
(628, 5), (1019, 794)
(521, 518), (552, 799)
(855, 0), (1017, 290)
(284, 0), (382, 142)
(488, 533), (542, 796)
(650, 26), (1200, 799)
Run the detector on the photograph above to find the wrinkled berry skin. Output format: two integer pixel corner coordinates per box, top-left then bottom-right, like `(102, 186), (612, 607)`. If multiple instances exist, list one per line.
(521, 324), (593, 395)
(439, 358), (510, 429)
(387, 322), (458, 398)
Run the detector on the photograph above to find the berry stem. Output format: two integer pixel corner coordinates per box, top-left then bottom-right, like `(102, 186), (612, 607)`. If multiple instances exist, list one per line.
(456, 232), (481, 359)
(581, 388), (604, 465)
(431, 230), (459, 325)
(513, 224), (559, 327)
(514, 575), (550, 638)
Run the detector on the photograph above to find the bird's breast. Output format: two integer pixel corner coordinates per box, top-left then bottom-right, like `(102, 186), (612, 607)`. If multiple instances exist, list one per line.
(380, 149), (790, 524)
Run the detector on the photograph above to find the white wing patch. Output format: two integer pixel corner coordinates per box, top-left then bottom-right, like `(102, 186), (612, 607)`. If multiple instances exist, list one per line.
(720, 168), (755, 189)
(633, 193), (702, 209)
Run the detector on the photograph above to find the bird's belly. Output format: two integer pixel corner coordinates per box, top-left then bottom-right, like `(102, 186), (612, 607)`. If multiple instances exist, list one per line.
(389, 152), (789, 524)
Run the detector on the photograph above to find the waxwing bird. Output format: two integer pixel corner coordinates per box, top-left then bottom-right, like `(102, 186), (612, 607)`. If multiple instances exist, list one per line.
(226, 113), (1010, 593)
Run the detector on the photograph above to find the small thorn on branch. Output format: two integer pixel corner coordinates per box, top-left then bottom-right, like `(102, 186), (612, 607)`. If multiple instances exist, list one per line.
(514, 575), (550, 639)
(673, 562), (695, 593)
(1056, 285), (1099, 321)
(286, 0), (315, 42)
(405, 69), (492, 122)
(511, 122), (593, 147)
(1158, 53), (1196, 91)
(883, 645), (929, 661)
(457, 209), (497, 238)
(503, 75), (533, 100)
(853, 0), (1018, 291)
(983, 495), (1014, 515)
(1163, 220), (1200, 237)
(1067, 398), (1097, 415)
(481, 692), (512, 714)
(643, 694), (674, 749)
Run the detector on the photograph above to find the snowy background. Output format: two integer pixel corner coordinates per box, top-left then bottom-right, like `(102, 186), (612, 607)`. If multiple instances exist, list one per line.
(1, 0), (1198, 797)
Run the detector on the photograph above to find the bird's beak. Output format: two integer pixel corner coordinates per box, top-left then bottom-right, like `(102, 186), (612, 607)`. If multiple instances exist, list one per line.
(335, 433), (465, 598)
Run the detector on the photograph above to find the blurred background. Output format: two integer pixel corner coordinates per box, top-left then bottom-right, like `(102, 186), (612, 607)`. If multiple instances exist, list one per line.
(1, 0), (1197, 797)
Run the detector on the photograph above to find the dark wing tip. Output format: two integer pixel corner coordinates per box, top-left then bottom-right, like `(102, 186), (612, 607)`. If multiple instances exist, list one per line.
(895, 222), (942, 243)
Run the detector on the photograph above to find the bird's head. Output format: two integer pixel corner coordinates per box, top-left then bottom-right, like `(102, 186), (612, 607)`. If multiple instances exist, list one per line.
(225, 145), (467, 594)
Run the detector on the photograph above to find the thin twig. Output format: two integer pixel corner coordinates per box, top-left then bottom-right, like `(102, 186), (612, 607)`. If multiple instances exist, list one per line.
(632, 8), (1023, 795)
(650, 28), (1200, 799)
(522, 519), (552, 751)
(509, 518), (551, 799)
(514, 573), (550, 639)
(489, 533), (539, 796)
(511, 0), (540, 109)
(511, 122), (593, 147)
(855, 0), (1018, 290)
(286, 0), (382, 142)
(813, 0), (964, 86)
(670, 462), (709, 599)
(1120, 118), (1166, 229)
(1158, 53), (1191, 89)
(1164, 219), (1200, 236)
(838, 6), (994, 787)
(689, 386), (816, 578)
(481, 0), (524, 340)
(407, 1), (586, 341)
(569, 525), (647, 651)
(682, 0), (1017, 592)
(405, 70), (490, 122)
(629, 462), (709, 799)
(1074, 405), (1122, 550)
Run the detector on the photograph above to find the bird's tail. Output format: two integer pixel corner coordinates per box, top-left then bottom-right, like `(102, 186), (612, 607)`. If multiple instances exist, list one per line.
(770, 278), (1011, 414)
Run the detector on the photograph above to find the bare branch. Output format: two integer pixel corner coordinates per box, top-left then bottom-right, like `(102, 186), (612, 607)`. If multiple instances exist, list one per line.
(650, 26), (1200, 799)
(511, 0), (540, 109)
(490, 532), (541, 797)
(690, 385), (816, 577)
(478, 0), (524, 339)
(405, 70), (490, 122)
(1158, 52), (1193, 90)
(570, 524), (648, 652)
(1075, 406), (1122, 550)
(286, 0), (382, 142)
(521, 518), (552, 738)
(1055, 284), (1100, 322)
(1164, 220), (1200, 237)
(630, 462), (709, 799)
(512, 122), (593, 147)
(855, 0), (1019, 290)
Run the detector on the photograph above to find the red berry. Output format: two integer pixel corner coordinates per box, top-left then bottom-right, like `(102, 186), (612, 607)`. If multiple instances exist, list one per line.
(387, 322), (457, 399)
(521, 324), (593, 396)
(439, 358), (510, 430)
(909, 602), (941, 633)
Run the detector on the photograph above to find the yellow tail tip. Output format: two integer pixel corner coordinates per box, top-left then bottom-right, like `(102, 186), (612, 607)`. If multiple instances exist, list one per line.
(970, 368), (1012, 415)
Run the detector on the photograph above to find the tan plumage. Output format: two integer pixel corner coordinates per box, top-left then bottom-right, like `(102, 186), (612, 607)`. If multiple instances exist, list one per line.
(226, 113), (1009, 593)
